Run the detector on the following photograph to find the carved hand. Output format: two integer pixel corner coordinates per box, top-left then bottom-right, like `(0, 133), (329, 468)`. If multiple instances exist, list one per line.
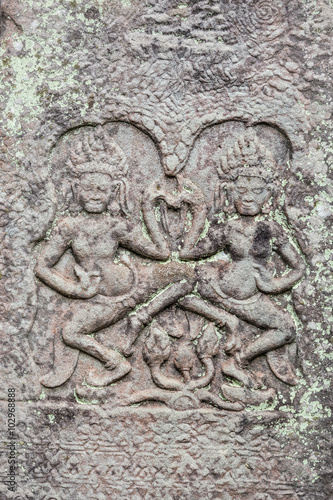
(253, 264), (279, 294)
(73, 265), (101, 299)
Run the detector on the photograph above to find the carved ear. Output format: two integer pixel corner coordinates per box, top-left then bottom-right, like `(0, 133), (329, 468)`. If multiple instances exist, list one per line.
(68, 180), (82, 212)
(226, 183), (236, 214)
(214, 182), (230, 216)
(62, 182), (73, 210)
(118, 179), (130, 217)
(271, 181), (283, 211)
(108, 181), (121, 216)
(261, 199), (272, 214)
(261, 186), (273, 214)
(109, 180), (130, 217)
(264, 182), (283, 213)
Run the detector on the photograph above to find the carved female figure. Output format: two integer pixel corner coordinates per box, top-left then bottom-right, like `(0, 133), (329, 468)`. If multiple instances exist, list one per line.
(36, 127), (193, 388)
(179, 129), (306, 390)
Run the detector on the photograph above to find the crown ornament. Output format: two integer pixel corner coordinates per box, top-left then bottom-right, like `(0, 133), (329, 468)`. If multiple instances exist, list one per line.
(218, 128), (276, 183)
(66, 125), (128, 179)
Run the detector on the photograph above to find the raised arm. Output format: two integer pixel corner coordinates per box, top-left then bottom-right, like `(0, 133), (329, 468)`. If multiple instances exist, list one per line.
(35, 219), (99, 299)
(179, 218), (226, 260)
(118, 181), (172, 260)
(254, 224), (306, 294)
(176, 176), (208, 256)
(272, 240), (306, 292)
(118, 221), (170, 260)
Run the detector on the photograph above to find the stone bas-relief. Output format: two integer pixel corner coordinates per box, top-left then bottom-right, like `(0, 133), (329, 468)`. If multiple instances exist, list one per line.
(1, 0), (332, 498)
(33, 125), (305, 411)
(35, 126), (194, 390)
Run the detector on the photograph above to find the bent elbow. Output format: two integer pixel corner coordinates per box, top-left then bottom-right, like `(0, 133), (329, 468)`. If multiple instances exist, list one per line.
(159, 249), (170, 261)
(35, 260), (48, 281)
(34, 262), (42, 278)
(298, 260), (307, 278)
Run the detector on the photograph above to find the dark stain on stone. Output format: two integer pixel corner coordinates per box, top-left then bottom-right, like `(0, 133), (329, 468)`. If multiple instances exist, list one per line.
(252, 221), (271, 258)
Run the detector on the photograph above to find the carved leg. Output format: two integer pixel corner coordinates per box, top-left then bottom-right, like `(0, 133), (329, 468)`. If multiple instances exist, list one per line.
(62, 330), (119, 364)
(122, 280), (195, 354)
(221, 356), (260, 389)
(61, 301), (132, 386)
(223, 296), (297, 386)
(136, 281), (195, 325)
(40, 316), (80, 388)
(178, 295), (239, 334)
(230, 298), (296, 365)
(241, 327), (295, 363)
(85, 351), (131, 387)
(178, 295), (241, 354)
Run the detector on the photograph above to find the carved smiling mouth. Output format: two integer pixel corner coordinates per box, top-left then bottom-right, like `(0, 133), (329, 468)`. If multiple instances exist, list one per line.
(87, 201), (104, 206)
(241, 203), (256, 209)
(239, 203), (259, 214)
(85, 201), (105, 211)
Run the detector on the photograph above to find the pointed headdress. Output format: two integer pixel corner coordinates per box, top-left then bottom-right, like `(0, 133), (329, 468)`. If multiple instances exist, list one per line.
(218, 128), (276, 182)
(66, 126), (130, 215)
(66, 125), (128, 179)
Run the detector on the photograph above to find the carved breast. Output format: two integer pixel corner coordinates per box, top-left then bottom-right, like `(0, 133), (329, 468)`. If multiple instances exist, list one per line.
(71, 220), (119, 262)
(227, 222), (272, 261)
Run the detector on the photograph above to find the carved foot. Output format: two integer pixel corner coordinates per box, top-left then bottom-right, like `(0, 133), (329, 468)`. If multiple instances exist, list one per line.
(121, 314), (146, 357)
(85, 358), (131, 387)
(221, 356), (259, 389)
(266, 347), (299, 386)
(221, 384), (276, 406)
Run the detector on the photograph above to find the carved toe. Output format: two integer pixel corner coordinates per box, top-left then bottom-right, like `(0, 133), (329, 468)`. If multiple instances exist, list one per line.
(221, 357), (259, 389)
(85, 367), (119, 387)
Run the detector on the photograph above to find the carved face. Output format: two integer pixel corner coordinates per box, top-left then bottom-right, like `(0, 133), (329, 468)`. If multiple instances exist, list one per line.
(77, 172), (113, 213)
(233, 175), (270, 216)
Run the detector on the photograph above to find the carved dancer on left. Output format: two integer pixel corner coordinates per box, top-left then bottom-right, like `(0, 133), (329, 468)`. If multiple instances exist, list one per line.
(36, 127), (193, 388)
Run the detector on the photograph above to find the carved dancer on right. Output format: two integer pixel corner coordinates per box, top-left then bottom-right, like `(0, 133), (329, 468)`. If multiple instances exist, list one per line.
(179, 129), (306, 396)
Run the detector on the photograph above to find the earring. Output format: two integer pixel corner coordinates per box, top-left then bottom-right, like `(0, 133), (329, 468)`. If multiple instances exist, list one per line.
(69, 181), (82, 213)
(226, 186), (236, 214)
(261, 200), (271, 214)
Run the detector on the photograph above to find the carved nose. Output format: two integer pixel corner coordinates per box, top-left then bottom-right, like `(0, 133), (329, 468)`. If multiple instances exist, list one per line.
(243, 193), (254, 202)
(90, 193), (102, 200)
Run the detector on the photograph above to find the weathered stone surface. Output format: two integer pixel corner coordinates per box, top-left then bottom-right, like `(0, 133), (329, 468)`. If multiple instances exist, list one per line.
(0, 402), (318, 500)
(0, 0), (332, 498)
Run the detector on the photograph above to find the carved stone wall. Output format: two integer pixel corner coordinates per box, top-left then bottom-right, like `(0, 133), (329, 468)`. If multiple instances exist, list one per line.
(0, 1), (332, 499)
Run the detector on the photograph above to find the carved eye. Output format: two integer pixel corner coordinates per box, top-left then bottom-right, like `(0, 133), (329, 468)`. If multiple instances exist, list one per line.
(237, 188), (247, 194)
(253, 188), (264, 194)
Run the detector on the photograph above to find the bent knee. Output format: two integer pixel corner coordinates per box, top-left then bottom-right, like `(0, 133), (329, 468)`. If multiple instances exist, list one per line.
(61, 325), (90, 346)
(61, 327), (75, 346)
(281, 324), (296, 344)
(225, 314), (239, 333)
(184, 278), (196, 294)
(271, 311), (294, 330)
(122, 359), (132, 375)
